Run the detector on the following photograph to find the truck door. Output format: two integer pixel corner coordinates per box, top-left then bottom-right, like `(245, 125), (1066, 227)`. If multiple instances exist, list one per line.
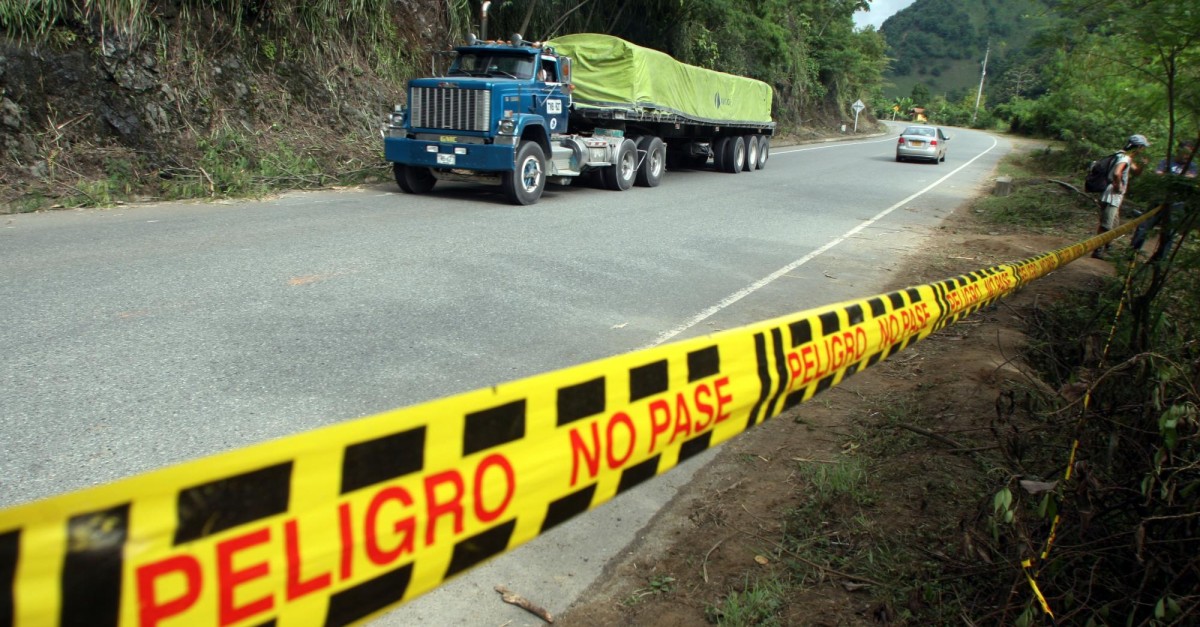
(538, 57), (569, 135)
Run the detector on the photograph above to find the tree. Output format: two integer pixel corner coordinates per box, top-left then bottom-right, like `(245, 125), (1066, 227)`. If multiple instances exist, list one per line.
(910, 83), (931, 107)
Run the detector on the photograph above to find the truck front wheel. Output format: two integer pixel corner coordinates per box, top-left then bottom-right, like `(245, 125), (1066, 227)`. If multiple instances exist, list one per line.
(503, 141), (546, 205)
(602, 138), (637, 191)
(394, 163), (436, 194)
(635, 136), (666, 187)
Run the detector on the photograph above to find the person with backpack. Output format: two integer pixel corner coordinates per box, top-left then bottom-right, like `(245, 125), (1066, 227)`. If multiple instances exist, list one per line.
(1092, 134), (1150, 259)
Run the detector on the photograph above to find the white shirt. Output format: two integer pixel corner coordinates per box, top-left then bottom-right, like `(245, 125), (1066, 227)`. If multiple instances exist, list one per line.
(1101, 152), (1133, 206)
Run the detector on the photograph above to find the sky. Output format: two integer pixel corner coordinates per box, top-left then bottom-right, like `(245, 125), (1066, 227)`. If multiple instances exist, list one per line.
(853, 0), (917, 30)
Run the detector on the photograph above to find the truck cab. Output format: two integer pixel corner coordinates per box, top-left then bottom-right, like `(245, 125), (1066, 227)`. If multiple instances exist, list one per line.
(383, 36), (592, 205)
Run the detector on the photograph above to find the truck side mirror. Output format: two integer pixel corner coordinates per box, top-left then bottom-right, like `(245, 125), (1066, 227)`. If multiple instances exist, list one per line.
(560, 57), (572, 86)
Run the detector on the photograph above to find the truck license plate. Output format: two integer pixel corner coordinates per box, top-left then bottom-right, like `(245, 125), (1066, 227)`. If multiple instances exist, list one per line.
(437, 154), (456, 165)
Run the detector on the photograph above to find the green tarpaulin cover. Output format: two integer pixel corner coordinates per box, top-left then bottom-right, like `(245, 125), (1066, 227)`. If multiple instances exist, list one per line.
(545, 34), (773, 125)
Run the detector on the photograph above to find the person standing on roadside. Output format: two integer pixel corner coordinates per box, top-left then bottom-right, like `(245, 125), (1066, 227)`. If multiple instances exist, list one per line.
(1154, 139), (1198, 177)
(1093, 134), (1150, 259)
(1130, 139), (1198, 255)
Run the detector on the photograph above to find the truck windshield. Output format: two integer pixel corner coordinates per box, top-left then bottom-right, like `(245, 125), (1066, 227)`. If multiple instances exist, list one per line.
(449, 52), (536, 79)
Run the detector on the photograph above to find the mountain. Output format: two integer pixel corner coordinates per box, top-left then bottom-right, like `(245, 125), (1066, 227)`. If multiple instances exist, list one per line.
(879, 0), (1053, 102)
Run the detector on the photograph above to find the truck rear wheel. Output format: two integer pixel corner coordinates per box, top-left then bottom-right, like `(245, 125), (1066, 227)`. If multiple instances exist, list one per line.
(712, 137), (728, 172)
(503, 140), (546, 205)
(635, 136), (666, 187)
(394, 163), (436, 194)
(722, 136), (745, 173)
(756, 136), (769, 170)
(743, 135), (759, 172)
(602, 138), (637, 191)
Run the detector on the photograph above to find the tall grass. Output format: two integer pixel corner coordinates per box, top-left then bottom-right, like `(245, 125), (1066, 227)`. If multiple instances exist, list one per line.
(0, 0), (150, 42)
(1, 0), (74, 40)
(1, 0), (432, 80)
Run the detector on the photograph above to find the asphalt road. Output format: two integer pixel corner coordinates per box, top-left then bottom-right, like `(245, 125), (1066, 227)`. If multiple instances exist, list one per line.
(0, 122), (1006, 624)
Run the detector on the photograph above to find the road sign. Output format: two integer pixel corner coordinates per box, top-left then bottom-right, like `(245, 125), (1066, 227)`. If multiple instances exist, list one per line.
(852, 99), (865, 133)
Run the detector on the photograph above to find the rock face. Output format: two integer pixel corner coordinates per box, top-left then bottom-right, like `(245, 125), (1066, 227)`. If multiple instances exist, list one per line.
(0, 3), (445, 211)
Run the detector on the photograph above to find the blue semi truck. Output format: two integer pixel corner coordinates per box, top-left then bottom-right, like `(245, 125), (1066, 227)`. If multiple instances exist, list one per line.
(382, 30), (776, 205)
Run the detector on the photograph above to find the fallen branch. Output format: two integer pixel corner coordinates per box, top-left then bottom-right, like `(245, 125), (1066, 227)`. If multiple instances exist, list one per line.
(896, 423), (965, 449)
(494, 585), (553, 623)
(702, 537), (728, 583)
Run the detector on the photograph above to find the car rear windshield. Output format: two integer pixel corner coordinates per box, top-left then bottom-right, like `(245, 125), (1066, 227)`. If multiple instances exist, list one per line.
(903, 127), (935, 137)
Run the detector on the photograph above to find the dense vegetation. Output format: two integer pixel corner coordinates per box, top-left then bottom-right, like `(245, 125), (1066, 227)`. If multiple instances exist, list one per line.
(0, 0), (889, 212)
(962, 1), (1200, 623)
(472, 0), (888, 123)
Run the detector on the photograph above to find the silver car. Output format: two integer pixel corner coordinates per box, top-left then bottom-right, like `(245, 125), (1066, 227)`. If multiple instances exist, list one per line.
(896, 125), (950, 164)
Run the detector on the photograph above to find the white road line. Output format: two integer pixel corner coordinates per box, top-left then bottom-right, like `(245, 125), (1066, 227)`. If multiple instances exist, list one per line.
(645, 134), (1001, 348)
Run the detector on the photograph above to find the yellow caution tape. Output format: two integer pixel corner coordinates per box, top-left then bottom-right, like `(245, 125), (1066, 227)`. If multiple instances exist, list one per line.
(0, 209), (1157, 626)
(1021, 558), (1055, 618)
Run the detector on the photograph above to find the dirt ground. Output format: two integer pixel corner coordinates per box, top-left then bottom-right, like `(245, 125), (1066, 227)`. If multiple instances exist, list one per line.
(551, 144), (1114, 626)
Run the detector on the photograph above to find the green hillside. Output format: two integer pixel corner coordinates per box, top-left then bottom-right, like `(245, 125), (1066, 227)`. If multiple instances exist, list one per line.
(880, 0), (1053, 102)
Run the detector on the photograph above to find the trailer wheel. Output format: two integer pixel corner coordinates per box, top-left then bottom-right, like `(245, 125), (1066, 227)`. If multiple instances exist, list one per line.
(635, 136), (666, 187)
(722, 136), (745, 173)
(502, 140), (546, 205)
(712, 137), (728, 172)
(602, 138), (637, 191)
(756, 136), (769, 170)
(394, 163), (436, 194)
(743, 136), (759, 172)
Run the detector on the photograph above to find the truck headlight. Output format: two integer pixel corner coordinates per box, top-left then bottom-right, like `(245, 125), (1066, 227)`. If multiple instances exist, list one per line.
(498, 119), (517, 135)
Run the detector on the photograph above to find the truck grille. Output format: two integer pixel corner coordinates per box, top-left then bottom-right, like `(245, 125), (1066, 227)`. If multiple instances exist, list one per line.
(409, 87), (491, 132)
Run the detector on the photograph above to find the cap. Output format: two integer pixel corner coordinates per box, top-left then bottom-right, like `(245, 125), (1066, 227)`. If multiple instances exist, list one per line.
(1127, 134), (1149, 148)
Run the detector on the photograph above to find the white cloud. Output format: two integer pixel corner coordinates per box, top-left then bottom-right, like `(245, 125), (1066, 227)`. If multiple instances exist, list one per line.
(853, 0), (916, 30)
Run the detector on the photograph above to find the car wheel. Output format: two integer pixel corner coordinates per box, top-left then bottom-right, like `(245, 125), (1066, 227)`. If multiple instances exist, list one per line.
(601, 138), (638, 191)
(502, 140), (546, 205)
(394, 163), (436, 194)
(635, 136), (666, 187)
(895, 154), (903, 162)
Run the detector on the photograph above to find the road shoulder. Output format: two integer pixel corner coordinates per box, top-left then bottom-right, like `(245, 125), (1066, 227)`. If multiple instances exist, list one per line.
(556, 140), (1111, 625)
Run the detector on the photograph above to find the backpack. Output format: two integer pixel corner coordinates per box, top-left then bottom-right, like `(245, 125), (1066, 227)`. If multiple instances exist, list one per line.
(1085, 152), (1122, 193)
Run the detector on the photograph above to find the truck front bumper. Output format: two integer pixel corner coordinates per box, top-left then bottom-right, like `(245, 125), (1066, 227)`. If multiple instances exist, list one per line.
(384, 136), (516, 172)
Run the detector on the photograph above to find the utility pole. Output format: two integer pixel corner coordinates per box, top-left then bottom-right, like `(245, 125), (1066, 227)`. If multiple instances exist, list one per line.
(972, 41), (990, 125)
